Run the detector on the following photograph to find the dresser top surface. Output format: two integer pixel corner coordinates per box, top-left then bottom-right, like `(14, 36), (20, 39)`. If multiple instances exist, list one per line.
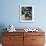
(3, 29), (45, 33)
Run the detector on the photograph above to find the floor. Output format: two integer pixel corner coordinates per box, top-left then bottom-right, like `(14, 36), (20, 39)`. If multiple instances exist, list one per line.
(0, 44), (2, 46)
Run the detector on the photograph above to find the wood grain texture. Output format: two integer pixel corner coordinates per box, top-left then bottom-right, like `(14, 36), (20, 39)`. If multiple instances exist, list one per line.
(24, 32), (45, 46)
(2, 32), (23, 46)
(2, 30), (45, 46)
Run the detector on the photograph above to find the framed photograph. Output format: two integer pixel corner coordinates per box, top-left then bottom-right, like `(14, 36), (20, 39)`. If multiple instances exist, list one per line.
(20, 5), (35, 22)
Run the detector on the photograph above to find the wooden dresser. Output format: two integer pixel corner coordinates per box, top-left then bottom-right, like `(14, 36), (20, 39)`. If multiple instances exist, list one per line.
(2, 29), (45, 46)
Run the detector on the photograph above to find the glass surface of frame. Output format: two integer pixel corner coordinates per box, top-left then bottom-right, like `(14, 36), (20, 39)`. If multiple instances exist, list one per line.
(20, 5), (35, 22)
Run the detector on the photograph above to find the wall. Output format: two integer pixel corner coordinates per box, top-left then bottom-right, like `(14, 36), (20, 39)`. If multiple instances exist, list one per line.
(0, 0), (46, 29)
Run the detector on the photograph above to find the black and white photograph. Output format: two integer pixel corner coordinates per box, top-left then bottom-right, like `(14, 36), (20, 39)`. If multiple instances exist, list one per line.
(20, 5), (34, 22)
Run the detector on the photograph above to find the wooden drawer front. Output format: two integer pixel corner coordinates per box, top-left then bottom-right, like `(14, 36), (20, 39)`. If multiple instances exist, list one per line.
(24, 36), (44, 46)
(3, 32), (23, 36)
(24, 32), (44, 36)
(3, 36), (9, 44)
(3, 36), (23, 44)
(3, 43), (23, 46)
(32, 36), (45, 44)
(32, 44), (44, 46)
(24, 36), (32, 46)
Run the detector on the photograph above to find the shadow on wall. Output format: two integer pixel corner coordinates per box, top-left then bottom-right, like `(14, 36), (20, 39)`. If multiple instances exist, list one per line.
(0, 24), (7, 43)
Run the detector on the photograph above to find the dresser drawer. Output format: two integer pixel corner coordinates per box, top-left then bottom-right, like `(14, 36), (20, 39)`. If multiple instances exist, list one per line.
(32, 44), (44, 46)
(3, 35), (23, 44)
(3, 32), (23, 36)
(24, 32), (44, 36)
(32, 36), (45, 44)
(3, 42), (23, 46)
(3, 36), (23, 46)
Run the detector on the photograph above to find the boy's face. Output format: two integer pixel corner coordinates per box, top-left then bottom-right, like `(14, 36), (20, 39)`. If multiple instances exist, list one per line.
(24, 8), (29, 14)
